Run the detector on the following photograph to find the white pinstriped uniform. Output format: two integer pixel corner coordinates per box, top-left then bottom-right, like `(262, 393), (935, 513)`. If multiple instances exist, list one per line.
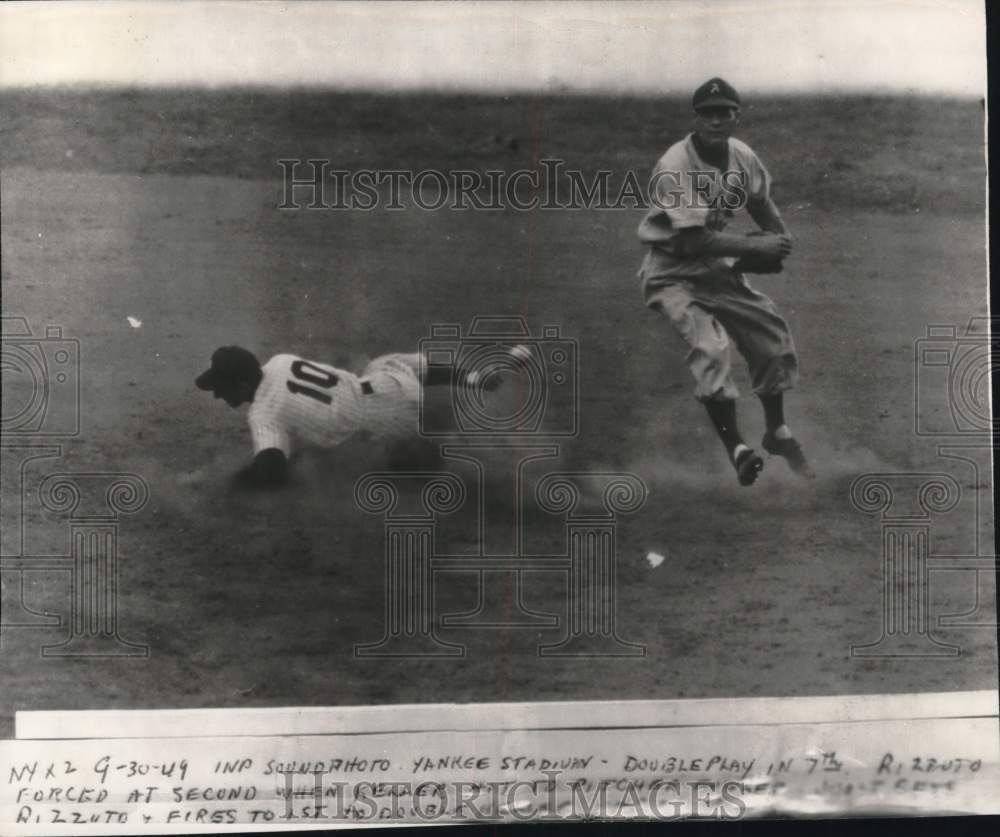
(247, 353), (422, 456)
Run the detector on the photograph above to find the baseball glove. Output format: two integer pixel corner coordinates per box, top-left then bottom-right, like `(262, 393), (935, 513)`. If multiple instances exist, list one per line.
(733, 232), (784, 275)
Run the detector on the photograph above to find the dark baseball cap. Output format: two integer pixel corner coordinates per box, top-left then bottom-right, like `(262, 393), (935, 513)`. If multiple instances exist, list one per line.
(692, 77), (740, 110)
(195, 346), (260, 390)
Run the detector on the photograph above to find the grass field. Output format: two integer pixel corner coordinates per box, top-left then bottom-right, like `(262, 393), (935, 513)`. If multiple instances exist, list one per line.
(0, 89), (993, 737)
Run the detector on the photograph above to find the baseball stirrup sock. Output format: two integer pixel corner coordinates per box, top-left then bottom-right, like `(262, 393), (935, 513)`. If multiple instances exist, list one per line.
(704, 398), (744, 453)
(759, 393), (786, 434)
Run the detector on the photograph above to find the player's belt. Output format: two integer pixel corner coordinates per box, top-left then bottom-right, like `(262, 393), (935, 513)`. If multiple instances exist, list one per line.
(360, 380), (374, 395)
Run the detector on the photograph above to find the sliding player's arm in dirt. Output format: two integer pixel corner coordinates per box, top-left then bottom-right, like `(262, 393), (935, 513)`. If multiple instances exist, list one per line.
(232, 448), (290, 490)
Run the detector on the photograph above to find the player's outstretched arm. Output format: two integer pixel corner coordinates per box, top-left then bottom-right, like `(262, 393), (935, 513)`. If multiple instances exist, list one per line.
(747, 196), (789, 235)
(232, 448), (290, 490)
(421, 346), (529, 392)
(423, 365), (503, 391)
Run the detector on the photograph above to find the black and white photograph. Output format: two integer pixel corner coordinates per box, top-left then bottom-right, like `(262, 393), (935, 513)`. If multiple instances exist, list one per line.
(0, 0), (995, 829)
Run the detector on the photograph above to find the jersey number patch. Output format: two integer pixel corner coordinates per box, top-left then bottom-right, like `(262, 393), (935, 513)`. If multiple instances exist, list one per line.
(286, 360), (339, 404)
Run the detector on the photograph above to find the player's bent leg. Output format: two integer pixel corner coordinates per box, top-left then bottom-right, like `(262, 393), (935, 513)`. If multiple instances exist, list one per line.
(702, 396), (763, 487)
(715, 288), (799, 392)
(752, 374), (816, 478)
(759, 352), (799, 395)
(686, 337), (738, 402)
(741, 330), (814, 478)
(648, 282), (761, 486)
(674, 303), (741, 409)
(707, 285), (814, 485)
(717, 295), (815, 480)
(647, 283), (739, 399)
(759, 391), (816, 480)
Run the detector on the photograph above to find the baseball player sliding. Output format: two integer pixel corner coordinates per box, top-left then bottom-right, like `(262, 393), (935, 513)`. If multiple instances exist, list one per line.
(637, 77), (814, 486)
(195, 345), (512, 488)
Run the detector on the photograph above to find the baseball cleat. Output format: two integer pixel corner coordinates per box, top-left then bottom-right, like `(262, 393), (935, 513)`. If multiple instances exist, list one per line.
(762, 433), (816, 480)
(732, 447), (764, 487)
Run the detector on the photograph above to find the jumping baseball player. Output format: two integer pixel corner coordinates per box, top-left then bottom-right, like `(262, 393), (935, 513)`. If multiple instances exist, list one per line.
(637, 77), (814, 486)
(195, 345), (510, 488)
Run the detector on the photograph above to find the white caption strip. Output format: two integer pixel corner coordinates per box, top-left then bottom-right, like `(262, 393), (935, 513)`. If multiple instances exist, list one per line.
(2, 692), (997, 833)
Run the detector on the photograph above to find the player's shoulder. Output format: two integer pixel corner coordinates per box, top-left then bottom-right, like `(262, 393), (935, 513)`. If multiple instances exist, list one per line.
(728, 136), (764, 165)
(655, 133), (697, 170)
(261, 354), (299, 374)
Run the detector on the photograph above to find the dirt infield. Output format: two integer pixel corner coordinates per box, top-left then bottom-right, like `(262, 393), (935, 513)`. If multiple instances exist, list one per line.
(0, 92), (993, 737)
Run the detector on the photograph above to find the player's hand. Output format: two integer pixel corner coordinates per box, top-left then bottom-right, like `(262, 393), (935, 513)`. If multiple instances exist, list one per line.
(749, 233), (792, 259)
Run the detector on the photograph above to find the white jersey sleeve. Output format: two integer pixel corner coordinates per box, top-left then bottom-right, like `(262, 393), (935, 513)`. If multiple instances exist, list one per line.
(248, 419), (293, 456)
(728, 137), (772, 204)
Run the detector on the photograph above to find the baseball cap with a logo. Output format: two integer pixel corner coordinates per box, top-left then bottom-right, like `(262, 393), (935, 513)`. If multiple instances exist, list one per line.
(692, 78), (741, 111)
